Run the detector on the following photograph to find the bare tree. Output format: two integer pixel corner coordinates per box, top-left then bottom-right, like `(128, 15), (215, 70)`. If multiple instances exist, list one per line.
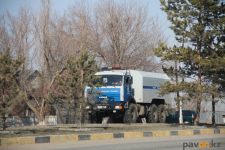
(67, 0), (91, 56)
(89, 0), (167, 71)
(0, 6), (35, 117)
(0, 15), (12, 53)
(33, 0), (57, 82)
(6, 6), (34, 91)
(20, 0), (57, 125)
(21, 0), (80, 125)
(50, 13), (73, 70)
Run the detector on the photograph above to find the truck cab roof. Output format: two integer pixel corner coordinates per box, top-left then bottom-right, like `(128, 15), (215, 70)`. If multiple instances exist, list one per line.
(95, 70), (170, 80)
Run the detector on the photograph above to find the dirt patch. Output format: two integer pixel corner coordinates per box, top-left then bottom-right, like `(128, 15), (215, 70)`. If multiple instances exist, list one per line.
(0, 123), (224, 138)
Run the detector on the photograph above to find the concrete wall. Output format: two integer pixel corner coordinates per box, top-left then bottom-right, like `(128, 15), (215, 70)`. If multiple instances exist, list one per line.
(200, 112), (224, 123)
(0, 116), (57, 127)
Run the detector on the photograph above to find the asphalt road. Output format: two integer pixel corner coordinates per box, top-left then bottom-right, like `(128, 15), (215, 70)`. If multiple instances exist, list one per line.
(2, 134), (225, 150)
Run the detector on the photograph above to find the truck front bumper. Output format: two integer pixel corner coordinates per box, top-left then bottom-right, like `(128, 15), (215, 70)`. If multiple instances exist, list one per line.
(86, 102), (125, 113)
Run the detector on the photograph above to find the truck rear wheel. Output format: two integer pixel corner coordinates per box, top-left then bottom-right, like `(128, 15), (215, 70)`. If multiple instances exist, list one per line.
(158, 104), (166, 123)
(147, 104), (158, 123)
(123, 103), (137, 123)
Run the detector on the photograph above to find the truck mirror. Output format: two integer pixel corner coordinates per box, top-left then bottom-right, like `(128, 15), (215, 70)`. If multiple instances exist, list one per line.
(124, 76), (128, 85)
(128, 77), (133, 84)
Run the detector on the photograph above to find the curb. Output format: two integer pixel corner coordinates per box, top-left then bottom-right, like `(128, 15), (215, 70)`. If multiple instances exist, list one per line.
(0, 128), (225, 147)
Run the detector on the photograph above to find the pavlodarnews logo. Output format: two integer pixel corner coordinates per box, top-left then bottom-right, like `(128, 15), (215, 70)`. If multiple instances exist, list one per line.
(183, 140), (221, 150)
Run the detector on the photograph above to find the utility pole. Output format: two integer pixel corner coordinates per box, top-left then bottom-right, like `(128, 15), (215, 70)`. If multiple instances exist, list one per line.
(174, 45), (183, 124)
(212, 94), (215, 126)
(179, 62), (183, 124)
(179, 29), (185, 124)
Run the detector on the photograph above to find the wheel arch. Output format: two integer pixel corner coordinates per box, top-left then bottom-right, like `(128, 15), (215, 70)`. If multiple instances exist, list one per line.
(124, 96), (136, 108)
(151, 99), (165, 106)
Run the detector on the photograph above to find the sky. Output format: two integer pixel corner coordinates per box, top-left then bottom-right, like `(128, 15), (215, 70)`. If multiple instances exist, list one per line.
(0, 0), (176, 47)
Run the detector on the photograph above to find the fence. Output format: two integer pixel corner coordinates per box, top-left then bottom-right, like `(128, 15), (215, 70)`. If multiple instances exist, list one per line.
(45, 116), (57, 125)
(0, 116), (57, 127)
(199, 112), (224, 123)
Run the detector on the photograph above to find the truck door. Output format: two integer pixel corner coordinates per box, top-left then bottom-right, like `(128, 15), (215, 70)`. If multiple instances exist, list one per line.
(124, 76), (132, 102)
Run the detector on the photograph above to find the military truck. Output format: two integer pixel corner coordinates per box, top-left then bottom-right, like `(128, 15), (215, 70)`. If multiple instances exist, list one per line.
(85, 67), (171, 123)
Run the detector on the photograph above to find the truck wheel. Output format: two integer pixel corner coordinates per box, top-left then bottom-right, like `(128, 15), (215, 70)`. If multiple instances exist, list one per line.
(123, 103), (137, 123)
(158, 104), (166, 123)
(147, 104), (158, 123)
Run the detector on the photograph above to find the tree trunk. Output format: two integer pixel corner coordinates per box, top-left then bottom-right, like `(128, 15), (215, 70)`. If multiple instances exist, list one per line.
(23, 95), (46, 125)
(195, 39), (201, 126)
(2, 89), (6, 131)
(79, 69), (84, 129)
(212, 95), (216, 127)
(38, 117), (46, 125)
(38, 98), (46, 125)
(54, 104), (63, 124)
(175, 53), (179, 109)
(195, 99), (201, 126)
(80, 103), (82, 129)
(20, 63), (25, 91)
(2, 113), (6, 131)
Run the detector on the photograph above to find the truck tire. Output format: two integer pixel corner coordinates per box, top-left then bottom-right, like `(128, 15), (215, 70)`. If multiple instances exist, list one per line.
(123, 103), (137, 123)
(147, 104), (158, 123)
(158, 104), (166, 123)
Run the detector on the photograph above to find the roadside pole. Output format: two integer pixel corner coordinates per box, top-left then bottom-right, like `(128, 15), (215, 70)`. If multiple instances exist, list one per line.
(179, 46), (183, 124)
(179, 6), (184, 124)
(179, 97), (183, 124)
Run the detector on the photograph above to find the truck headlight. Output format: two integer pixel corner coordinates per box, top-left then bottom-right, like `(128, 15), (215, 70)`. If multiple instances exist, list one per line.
(115, 106), (122, 109)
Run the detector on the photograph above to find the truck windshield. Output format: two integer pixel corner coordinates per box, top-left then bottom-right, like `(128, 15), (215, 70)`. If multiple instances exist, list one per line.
(98, 75), (123, 86)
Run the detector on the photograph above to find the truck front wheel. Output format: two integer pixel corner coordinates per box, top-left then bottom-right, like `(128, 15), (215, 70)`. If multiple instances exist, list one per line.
(123, 103), (137, 123)
(147, 104), (158, 123)
(158, 104), (166, 123)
